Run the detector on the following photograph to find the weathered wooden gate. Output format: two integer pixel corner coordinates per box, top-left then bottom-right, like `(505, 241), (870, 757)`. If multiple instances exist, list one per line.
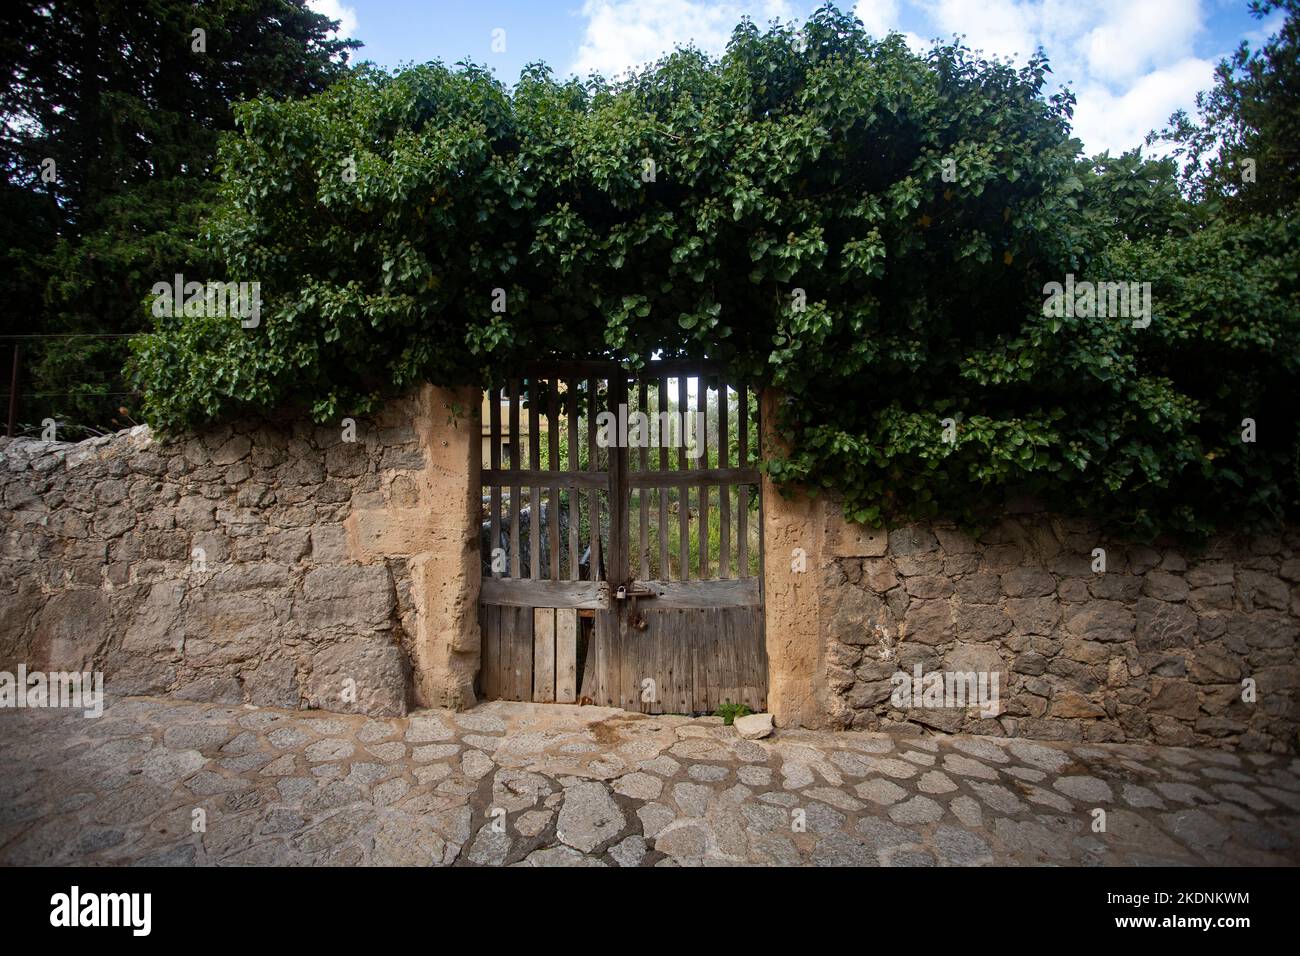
(478, 360), (766, 714)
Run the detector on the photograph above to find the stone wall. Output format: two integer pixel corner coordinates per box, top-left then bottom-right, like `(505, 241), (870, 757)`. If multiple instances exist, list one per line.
(766, 487), (1299, 752)
(0, 385), (480, 717)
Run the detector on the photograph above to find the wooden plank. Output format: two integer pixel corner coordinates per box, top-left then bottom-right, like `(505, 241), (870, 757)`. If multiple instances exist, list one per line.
(609, 373), (628, 588)
(529, 382), (540, 579)
(489, 393), (502, 579)
(738, 383), (749, 579)
(480, 577), (611, 610)
(508, 380), (521, 579)
(533, 607), (555, 702)
(512, 605), (534, 703)
(498, 604), (517, 700)
(638, 378), (649, 580)
(677, 375), (689, 582)
(549, 381), (561, 581)
(586, 378), (601, 582)
(632, 578), (762, 608)
(719, 381), (731, 579)
(555, 608), (577, 703)
(480, 603), (498, 700)
(657, 376), (669, 581)
(626, 467), (761, 487)
(698, 377), (708, 580)
(482, 469), (609, 490)
(567, 380), (580, 580)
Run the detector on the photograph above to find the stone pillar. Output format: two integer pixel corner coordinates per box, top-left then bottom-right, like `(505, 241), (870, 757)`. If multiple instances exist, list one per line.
(760, 389), (829, 729)
(343, 384), (481, 709)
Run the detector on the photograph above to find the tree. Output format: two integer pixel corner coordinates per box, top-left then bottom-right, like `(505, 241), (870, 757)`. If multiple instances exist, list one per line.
(132, 4), (1299, 539)
(1149, 0), (1300, 215)
(0, 0), (358, 436)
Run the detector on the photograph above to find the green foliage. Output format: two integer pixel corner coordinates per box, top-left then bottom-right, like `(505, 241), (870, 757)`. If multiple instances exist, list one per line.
(713, 701), (753, 725)
(1149, 0), (1300, 216)
(131, 3), (1300, 539)
(0, 0), (358, 435)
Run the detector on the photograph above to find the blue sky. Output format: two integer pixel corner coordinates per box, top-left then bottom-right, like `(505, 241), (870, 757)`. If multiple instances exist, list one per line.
(308, 0), (1280, 156)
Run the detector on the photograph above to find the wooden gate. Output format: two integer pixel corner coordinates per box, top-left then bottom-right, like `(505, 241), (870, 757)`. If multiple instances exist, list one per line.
(477, 360), (766, 714)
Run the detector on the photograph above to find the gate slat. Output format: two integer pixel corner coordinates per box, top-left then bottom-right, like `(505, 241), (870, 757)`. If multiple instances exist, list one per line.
(529, 381), (541, 579)
(533, 607), (555, 702)
(719, 380), (730, 579)
(508, 380), (521, 579)
(738, 383), (749, 579)
(490, 394), (502, 580)
(677, 375), (689, 582)
(586, 378), (601, 582)
(638, 378), (649, 580)
(549, 380), (560, 581)
(556, 608), (577, 703)
(657, 376), (669, 580)
(480, 604), (498, 700)
(698, 377), (709, 580)
(567, 379), (580, 581)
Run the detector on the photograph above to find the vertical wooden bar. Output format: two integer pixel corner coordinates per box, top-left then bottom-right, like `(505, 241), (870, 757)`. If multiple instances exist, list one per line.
(586, 378), (602, 581)
(719, 380), (731, 579)
(677, 376), (689, 581)
(548, 380), (560, 581)
(609, 372), (628, 587)
(698, 376), (709, 580)
(567, 381), (580, 580)
(658, 376), (669, 580)
(638, 377), (649, 580)
(533, 607), (556, 702)
(555, 608), (577, 703)
(481, 605), (499, 699)
(508, 380), (521, 579)
(489, 392), (502, 578)
(738, 383), (749, 579)
(529, 381), (541, 580)
(513, 606), (534, 702)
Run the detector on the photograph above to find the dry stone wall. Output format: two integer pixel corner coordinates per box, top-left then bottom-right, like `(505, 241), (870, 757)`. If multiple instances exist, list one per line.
(0, 385), (480, 717)
(812, 503), (1299, 752)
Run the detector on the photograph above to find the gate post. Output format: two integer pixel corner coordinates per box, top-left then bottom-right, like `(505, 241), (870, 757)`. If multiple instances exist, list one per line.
(760, 388), (829, 728)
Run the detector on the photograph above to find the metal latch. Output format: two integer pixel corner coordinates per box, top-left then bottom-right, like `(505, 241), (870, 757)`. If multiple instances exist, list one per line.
(615, 583), (656, 632)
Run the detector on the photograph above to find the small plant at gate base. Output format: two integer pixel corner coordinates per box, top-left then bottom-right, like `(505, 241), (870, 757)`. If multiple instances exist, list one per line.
(714, 700), (752, 726)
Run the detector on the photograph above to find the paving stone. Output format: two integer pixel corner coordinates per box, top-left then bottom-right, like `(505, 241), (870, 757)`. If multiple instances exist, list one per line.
(942, 754), (1000, 780)
(639, 756), (681, 777)
(1121, 783), (1166, 809)
(518, 845), (607, 867)
(934, 825), (994, 865)
(687, 764), (730, 782)
(405, 716), (454, 743)
(968, 781), (1028, 814)
(1161, 808), (1231, 850)
(856, 778), (907, 805)
(737, 766), (772, 787)
(268, 727), (310, 750)
(889, 796), (943, 824)
(610, 834), (647, 867)
(461, 750), (495, 781)
(636, 802), (675, 838)
(613, 772), (663, 800)
(949, 795), (983, 828)
(304, 739), (354, 762)
(557, 782), (625, 852)
(413, 744), (460, 762)
(367, 742), (406, 762)
(1054, 775), (1114, 802)
(917, 770), (957, 794)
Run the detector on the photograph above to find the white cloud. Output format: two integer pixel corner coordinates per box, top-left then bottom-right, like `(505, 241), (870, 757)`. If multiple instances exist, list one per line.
(308, 0), (359, 37)
(570, 0), (1226, 154)
(570, 0), (796, 78)
(854, 0), (901, 38)
(1071, 56), (1216, 156)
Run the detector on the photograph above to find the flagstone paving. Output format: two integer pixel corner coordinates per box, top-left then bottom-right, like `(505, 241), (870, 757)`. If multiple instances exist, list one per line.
(1, 696), (1297, 867)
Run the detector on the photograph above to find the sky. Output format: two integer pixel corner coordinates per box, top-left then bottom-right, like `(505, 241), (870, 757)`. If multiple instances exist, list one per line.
(307, 0), (1282, 157)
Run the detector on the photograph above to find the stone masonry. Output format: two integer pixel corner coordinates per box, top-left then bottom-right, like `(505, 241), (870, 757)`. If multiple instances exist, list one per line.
(766, 492), (1299, 752)
(0, 385), (480, 718)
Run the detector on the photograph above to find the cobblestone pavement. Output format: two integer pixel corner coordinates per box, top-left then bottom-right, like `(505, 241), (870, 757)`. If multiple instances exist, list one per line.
(1, 696), (1297, 867)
